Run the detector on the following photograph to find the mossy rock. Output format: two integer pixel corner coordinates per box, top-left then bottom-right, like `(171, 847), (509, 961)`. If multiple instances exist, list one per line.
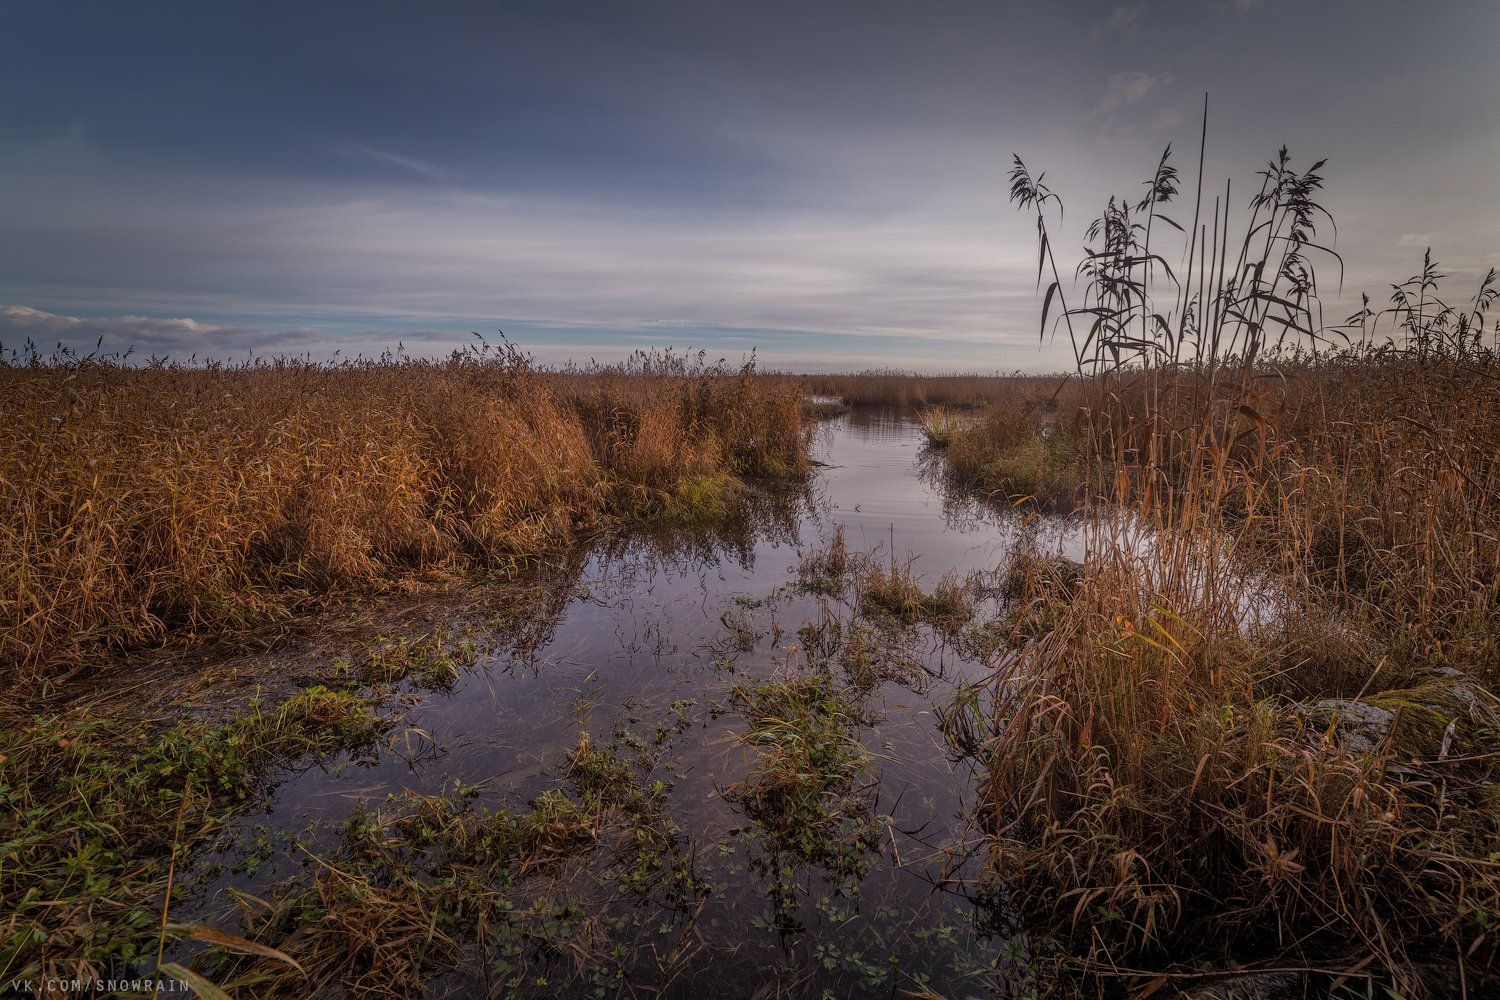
(1366, 673), (1500, 758)
(1294, 672), (1499, 759)
(1294, 698), (1397, 755)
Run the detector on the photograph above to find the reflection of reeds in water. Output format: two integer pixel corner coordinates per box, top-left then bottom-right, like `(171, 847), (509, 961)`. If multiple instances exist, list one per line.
(949, 108), (1500, 991)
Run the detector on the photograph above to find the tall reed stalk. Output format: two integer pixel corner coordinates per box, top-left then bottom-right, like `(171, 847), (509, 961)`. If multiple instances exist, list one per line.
(959, 104), (1500, 991)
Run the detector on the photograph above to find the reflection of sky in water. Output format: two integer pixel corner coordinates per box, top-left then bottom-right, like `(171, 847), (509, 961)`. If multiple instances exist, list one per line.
(176, 408), (1088, 995)
(815, 407), (1085, 571)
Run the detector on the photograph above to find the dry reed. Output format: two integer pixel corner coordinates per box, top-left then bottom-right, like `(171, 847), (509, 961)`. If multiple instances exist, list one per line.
(946, 111), (1500, 992)
(0, 343), (808, 677)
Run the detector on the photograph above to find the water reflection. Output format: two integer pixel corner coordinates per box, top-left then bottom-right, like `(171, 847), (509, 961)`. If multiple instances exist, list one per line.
(178, 407), (1069, 996)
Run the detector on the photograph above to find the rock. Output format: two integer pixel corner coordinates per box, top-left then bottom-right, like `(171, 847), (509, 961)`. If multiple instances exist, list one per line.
(1292, 672), (1499, 759)
(1367, 673), (1499, 757)
(1295, 698), (1396, 754)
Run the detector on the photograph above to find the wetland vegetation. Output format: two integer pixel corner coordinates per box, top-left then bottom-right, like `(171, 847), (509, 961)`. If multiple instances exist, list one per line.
(3, 143), (1498, 999)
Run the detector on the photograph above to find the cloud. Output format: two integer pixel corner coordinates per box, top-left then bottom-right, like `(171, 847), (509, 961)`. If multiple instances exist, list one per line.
(0, 147), (1054, 367)
(0, 304), (318, 357)
(1151, 108), (1185, 130)
(1110, 3), (1147, 29)
(1094, 70), (1173, 114)
(336, 143), (451, 180)
(1090, 4), (1147, 41)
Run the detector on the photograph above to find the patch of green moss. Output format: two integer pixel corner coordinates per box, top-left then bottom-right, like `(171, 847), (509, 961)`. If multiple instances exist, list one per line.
(1367, 674), (1499, 758)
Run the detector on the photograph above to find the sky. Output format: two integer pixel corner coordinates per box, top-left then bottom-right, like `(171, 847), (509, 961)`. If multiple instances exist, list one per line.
(1, 0), (1496, 371)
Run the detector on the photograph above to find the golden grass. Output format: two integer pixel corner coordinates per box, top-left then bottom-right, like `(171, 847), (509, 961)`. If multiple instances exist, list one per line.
(1102, 353), (1500, 681)
(982, 536), (1499, 988)
(940, 135), (1500, 988)
(949, 351), (1499, 676)
(947, 354), (1500, 989)
(0, 346), (808, 676)
(948, 353), (1500, 983)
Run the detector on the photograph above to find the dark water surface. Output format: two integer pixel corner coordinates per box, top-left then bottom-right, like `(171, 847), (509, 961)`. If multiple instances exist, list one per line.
(178, 408), (1086, 997)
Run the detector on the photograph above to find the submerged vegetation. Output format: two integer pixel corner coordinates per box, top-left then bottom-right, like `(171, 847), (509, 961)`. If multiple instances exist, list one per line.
(208, 725), (705, 996)
(727, 671), (881, 922)
(0, 682), (391, 987)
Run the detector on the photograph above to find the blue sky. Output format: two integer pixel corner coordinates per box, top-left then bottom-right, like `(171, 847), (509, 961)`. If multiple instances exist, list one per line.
(2, 1), (1496, 370)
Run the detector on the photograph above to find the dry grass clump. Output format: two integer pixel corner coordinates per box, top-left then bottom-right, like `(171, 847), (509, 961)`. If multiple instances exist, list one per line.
(975, 540), (1500, 989)
(857, 560), (931, 622)
(0, 345), (808, 676)
(855, 557), (978, 631)
(943, 398), (1089, 508)
(917, 404), (964, 447)
(796, 524), (853, 597)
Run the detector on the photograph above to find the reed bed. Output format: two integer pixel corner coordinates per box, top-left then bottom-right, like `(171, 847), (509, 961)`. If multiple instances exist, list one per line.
(943, 124), (1500, 992)
(795, 370), (1065, 408)
(0, 344), (808, 678)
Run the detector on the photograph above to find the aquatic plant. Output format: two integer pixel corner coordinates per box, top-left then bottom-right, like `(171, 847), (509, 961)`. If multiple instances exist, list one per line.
(204, 724), (706, 996)
(0, 685), (389, 987)
(726, 671), (882, 926)
(796, 524), (854, 597)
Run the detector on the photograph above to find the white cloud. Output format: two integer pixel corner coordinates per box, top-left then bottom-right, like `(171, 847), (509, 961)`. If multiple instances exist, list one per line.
(0, 152), (1056, 368)
(1090, 3), (1147, 41)
(1151, 108), (1185, 130)
(1095, 70), (1173, 114)
(1111, 3), (1147, 29)
(0, 304), (317, 357)
(336, 143), (451, 180)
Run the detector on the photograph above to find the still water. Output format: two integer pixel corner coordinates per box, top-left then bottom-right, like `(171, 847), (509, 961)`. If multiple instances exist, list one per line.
(179, 408), (1086, 996)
